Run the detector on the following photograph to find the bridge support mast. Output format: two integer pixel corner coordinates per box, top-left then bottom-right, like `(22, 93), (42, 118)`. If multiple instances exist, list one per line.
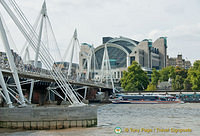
(100, 43), (115, 93)
(68, 29), (77, 77)
(29, 2), (46, 103)
(86, 49), (92, 80)
(0, 69), (13, 108)
(0, 17), (26, 106)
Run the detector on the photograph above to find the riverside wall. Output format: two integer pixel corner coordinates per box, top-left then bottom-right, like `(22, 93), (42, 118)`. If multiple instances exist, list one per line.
(0, 105), (97, 130)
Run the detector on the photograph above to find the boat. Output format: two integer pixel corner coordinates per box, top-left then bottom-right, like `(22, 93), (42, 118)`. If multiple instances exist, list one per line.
(110, 94), (183, 104)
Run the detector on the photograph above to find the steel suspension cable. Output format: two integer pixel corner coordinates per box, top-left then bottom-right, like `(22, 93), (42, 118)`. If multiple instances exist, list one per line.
(1, 0), (82, 105)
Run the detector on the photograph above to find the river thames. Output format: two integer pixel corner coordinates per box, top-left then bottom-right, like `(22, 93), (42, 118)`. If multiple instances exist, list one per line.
(1, 103), (200, 136)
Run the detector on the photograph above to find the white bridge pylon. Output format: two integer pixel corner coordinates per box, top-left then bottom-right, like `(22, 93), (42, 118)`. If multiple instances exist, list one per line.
(29, 2), (46, 103)
(0, 0), (84, 106)
(0, 16), (26, 107)
(27, 1), (63, 103)
(100, 43), (115, 93)
(63, 29), (80, 79)
(0, 68), (13, 108)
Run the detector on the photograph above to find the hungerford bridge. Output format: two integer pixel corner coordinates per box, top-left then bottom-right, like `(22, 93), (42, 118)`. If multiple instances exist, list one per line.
(0, 1), (115, 108)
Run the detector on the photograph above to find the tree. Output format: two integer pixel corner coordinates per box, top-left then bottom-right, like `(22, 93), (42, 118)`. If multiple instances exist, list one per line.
(169, 66), (176, 79)
(159, 66), (174, 81)
(151, 68), (160, 85)
(146, 83), (157, 91)
(193, 60), (200, 70)
(184, 78), (192, 90)
(121, 61), (149, 91)
(175, 66), (187, 79)
(171, 66), (188, 90)
(172, 75), (184, 90)
(146, 69), (159, 91)
(187, 60), (200, 90)
(157, 66), (188, 90)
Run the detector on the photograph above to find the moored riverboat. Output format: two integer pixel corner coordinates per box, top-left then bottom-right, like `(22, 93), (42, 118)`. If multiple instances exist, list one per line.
(110, 94), (183, 104)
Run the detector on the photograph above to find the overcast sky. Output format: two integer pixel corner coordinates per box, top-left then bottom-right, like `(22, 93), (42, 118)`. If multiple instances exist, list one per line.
(0, 0), (200, 64)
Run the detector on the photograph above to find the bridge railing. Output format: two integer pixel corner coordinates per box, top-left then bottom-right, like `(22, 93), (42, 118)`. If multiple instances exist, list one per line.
(0, 62), (112, 88)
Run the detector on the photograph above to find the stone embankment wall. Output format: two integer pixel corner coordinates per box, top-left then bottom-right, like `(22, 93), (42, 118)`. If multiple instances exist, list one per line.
(0, 106), (97, 130)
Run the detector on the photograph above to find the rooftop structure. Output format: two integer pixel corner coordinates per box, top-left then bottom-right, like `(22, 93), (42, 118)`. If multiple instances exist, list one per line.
(167, 54), (191, 69)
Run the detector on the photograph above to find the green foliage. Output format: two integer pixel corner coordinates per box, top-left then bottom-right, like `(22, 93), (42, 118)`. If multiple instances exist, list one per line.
(146, 83), (157, 91)
(171, 66), (188, 90)
(175, 66), (188, 79)
(148, 66), (189, 91)
(172, 75), (184, 90)
(121, 61), (149, 91)
(169, 66), (176, 79)
(187, 60), (200, 90)
(184, 78), (192, 90)
(151, 69), (160, 85)
(192, 60), (200, 70)
(159, 66), (174, 81)
(147, 68), (160, 91)
(156, 66), (187, 90)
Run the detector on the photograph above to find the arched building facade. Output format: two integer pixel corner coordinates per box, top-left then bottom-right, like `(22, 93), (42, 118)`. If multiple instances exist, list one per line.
(79, 36), (167, 83)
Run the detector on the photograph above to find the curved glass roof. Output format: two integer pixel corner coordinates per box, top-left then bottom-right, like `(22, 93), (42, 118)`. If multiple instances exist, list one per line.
(92, 46), (127, 69)
(107, 38), (138, 53)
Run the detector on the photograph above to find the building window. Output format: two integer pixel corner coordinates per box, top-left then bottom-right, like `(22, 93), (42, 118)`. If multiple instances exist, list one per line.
(110, 59), (117, 67)
(82, 59), (87, 69)
(130, 56), (135, 64)
(118, 72), (120, 78)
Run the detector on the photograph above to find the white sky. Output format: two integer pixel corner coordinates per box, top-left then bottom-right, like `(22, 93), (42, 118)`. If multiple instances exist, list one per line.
(0, 0), (200, 64)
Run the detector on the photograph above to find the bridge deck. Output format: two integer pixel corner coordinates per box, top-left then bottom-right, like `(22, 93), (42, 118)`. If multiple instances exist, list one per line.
(1, 69), (112, 89)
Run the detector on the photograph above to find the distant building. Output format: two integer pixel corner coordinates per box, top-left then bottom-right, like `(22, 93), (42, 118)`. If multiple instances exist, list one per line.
(79, 43), (93, 78)
(157, 81), (172, 90)
(79, 36), (167, 83)
(0, 50), (23, 69)
(167, 54), (191, 69)
(185, 61), (192, 69)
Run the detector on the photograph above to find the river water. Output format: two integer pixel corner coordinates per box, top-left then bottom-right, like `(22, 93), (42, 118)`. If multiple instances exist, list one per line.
(1, 103), (200, 136)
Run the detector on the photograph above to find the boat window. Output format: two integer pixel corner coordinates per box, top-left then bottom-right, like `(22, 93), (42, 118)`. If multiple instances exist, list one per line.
(160, 98), (166, 101)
